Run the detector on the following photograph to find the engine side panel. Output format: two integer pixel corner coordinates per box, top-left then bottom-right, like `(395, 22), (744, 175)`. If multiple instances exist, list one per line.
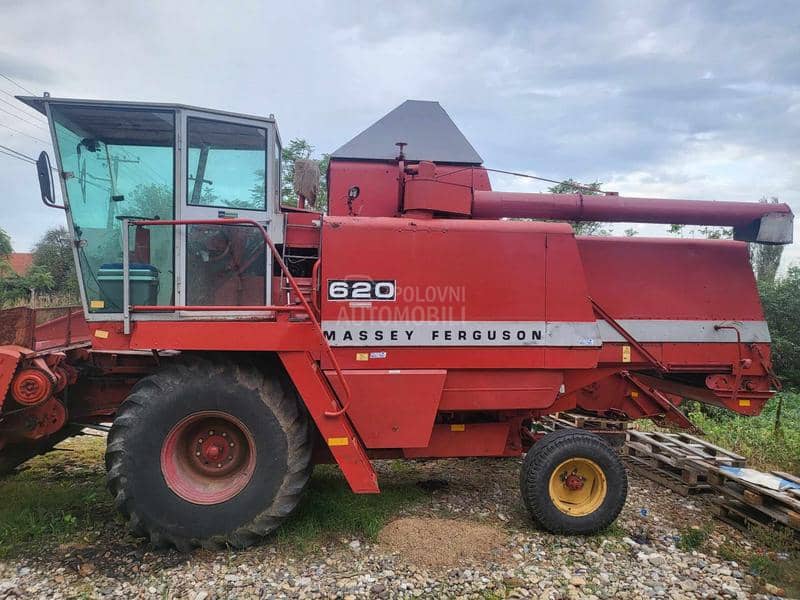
(320, 216), (600, 371)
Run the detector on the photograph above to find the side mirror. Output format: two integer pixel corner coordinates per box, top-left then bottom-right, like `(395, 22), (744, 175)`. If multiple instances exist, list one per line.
(36, 151), (65, 210)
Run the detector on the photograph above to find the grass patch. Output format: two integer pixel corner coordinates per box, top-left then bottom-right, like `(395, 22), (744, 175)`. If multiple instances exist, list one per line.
(718, 535), (800, 597)
(275, 464), (426, 551)
(0, 435), (113, 559)
(687, 392), (800, 472)
(676, 524), (712, 551)
(0, 438), (427, 558)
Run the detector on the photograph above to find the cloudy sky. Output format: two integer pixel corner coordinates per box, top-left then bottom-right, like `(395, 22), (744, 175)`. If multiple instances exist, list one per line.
(1, 1), (798, 262)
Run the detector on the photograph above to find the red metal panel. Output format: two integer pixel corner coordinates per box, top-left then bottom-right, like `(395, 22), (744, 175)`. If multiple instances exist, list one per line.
(285, 211), (322, 248)
(578, 237), (764, 321)
(323, 369), (446, 448)
(279, 351), (379, 493)
(33, 308), (89, 350)
(328, 161), (492, 218)
(328, 161), (402, 218)
(91, 321), (322, 353)
(439, 369), (562, 411)
(321, 217), (554, 322)
(329, 346), (599, 370)
(404, 177), (472, 216)
(0, 347), (23, 411)
(402, 423), (513, 458)
(545, 234), (596, 325)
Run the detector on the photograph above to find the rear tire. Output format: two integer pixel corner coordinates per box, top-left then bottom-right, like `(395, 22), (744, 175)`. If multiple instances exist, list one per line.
(521, 430), (627, 534)
(105, 355), (312, 550)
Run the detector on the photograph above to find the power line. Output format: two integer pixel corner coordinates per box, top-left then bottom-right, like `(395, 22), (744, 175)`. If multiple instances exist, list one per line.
(0, 147), (34, 164)
(434, 166), (606, 194)
(0, 106), (48, 131)
(0, 96), (46, 124)
(0, 122), (50, 145)
(0, 140), (110, 195)
(0, 73), (35, 95)
(0, 144), (36, 162)
(0, 89), (46, 124)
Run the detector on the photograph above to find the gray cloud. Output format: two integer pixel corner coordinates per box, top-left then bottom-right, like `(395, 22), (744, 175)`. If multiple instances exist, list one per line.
(0, 0), (798, 264)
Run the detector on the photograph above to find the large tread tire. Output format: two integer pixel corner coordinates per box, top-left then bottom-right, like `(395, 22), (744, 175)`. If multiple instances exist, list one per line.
(105, 354), (312, 550)
(521, 430), (627, 535)
(0, 426), (81, 477)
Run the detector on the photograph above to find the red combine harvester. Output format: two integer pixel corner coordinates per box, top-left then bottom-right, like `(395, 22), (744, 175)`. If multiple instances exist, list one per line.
(0, 96), (792, 549)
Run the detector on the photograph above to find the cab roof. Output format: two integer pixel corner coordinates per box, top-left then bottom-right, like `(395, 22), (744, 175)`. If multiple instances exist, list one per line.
(16, 96), (276, 126)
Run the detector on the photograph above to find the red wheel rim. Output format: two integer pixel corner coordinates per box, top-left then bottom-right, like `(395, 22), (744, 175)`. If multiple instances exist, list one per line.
(161, 411), (256, 505)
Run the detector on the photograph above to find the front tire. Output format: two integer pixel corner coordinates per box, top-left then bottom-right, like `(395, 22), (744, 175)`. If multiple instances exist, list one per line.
(521, 430), (627, 535)
(105, 355), (312, 550)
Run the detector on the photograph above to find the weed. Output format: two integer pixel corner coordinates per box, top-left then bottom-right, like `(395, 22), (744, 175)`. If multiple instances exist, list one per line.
(687, 392), (800, 473)
(676, 524), (712, 551)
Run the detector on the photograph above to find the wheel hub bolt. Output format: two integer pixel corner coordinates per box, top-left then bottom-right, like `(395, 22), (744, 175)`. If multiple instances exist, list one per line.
(565, 473), (585, 490)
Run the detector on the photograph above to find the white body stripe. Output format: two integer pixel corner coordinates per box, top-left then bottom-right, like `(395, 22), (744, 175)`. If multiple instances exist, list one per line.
(597, 320), (770, 344)
(321, 319), (770, 347)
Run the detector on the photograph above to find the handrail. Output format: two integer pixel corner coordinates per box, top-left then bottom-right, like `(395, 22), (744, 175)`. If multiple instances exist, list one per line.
(714, 324), (745, 405)
(310, 259), (321, 314)
(132, 305), (306, 312)
(127, 218), (352, 417)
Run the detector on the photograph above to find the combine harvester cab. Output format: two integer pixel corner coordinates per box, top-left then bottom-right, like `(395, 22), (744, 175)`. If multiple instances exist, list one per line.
(0, 95), (791, 549)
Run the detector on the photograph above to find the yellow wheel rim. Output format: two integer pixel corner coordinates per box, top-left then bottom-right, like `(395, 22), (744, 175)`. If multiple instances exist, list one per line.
(548, 457), (607, 516)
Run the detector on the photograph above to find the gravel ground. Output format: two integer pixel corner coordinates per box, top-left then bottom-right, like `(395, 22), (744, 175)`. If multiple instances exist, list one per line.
(0, 454), (789, 599)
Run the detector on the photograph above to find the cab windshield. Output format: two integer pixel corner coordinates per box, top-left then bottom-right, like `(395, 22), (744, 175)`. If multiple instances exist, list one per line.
(50, 105), (175, 312)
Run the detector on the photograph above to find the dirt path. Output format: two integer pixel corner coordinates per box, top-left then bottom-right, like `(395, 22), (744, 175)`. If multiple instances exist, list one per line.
(0, 437), (788, 599)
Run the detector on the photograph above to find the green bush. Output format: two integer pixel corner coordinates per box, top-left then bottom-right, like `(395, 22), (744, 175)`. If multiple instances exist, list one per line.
(760, 268), (800, 389)
(688, 392), (800, 472)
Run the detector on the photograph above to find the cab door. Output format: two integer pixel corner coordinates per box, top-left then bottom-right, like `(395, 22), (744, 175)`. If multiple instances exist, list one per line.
(176, 110), (274, 309)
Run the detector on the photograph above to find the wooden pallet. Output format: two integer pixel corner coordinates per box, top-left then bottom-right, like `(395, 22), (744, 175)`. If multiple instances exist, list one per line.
(702, 464), (800, 532)
(712, 498), (797, 538)
(625, 454), (711, 496)
(625, 431), (746, 468)
(623, 430), (747, 496)
(773, 471), (800, 501)
(546, 412), (630, 431)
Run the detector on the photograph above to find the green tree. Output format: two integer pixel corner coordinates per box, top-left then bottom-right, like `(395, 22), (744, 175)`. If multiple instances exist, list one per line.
(32, 226), (79, 297)
(0, 227), (12, 256)
(759, 267), (800, 388)
(667, 223), (733, 239)
(0, 227), (13, 284)
(22, 265), (55, 307)
(547, 179), (609, 235)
